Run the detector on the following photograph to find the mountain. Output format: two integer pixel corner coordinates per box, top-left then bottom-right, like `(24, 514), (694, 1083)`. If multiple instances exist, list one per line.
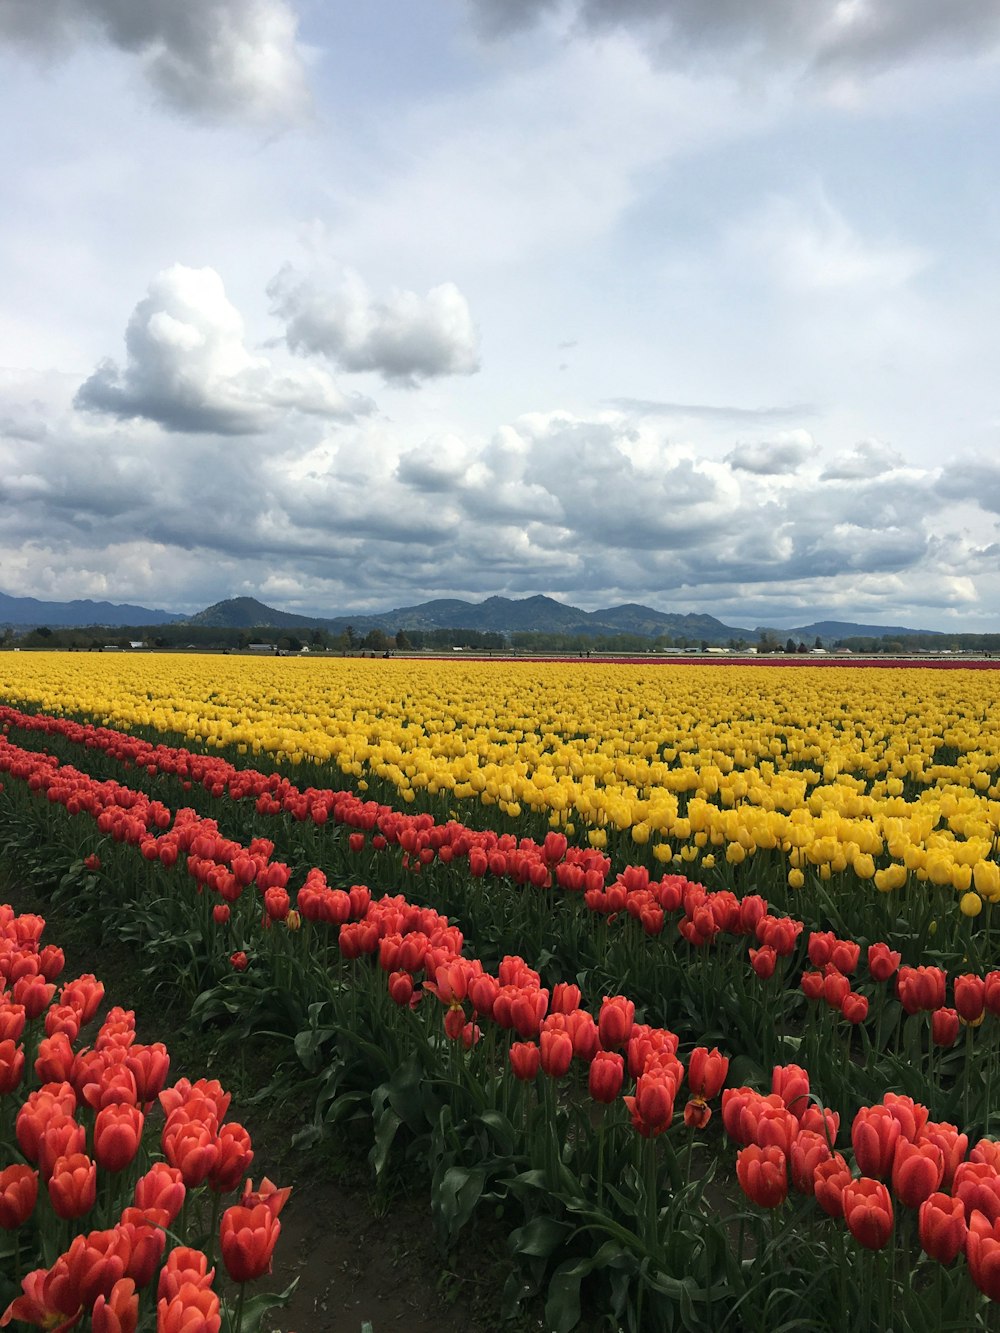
(778, 621), (942, 642)
(178, 595), (761, 643)
(2, 587), (946, 644)
(0, 591), (185, 629)
(186, 597), (328, 630)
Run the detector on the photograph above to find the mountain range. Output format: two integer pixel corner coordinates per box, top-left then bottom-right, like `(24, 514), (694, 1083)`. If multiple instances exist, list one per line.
(0, 589), (942, 645)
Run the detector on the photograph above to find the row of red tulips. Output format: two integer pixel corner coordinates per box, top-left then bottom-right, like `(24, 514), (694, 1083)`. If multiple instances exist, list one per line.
(0, 903), (291, 1332)
(1, 718), (995, 1044)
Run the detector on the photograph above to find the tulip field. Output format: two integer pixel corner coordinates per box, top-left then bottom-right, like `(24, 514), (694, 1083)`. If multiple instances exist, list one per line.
(3, 653), (1000, 1331)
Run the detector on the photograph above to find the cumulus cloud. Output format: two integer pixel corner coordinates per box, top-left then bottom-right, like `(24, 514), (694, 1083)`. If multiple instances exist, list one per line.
(268, 265), (481, 386)
(4, 372), (1000, 627)
(75, 265), (370, 434)
(467, 0), (1000, 74)
(821, 439), (906, 480)
(0, 0), (310, 124)
(726, 431), (817, 475)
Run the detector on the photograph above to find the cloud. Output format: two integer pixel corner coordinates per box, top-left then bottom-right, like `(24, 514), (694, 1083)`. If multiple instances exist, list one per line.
(610, 398), (814, 423)
(726, 431), (817, 475)
(821, 439), (907, 480)
(0, 0), (310, 124)
(75, 265), (369, 434)
(268, 265), (481, 386)
(466, 1), (1000, 74)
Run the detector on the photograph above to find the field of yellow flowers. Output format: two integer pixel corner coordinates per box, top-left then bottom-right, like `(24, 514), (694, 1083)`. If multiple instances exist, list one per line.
(2, 650), (1000, 1331)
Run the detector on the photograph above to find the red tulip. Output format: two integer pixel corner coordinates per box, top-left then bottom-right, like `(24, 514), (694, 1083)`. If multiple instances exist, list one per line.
(840, 992), (869, 1024)
(891, 1138), (944, 1208)
(134, 1163), (185, 1224)
(966, 1210), (1000, 1301)
(749, 946), (777, 979)
(163, 1119), (220, 1189)
(92, 1277), (138, 1333)
(883, 1093), (929, 1142)
(157, 1283), (222, 1333)
(771, 1065), (810, 1119)
(843, 1177), (893, 1249)
(565, 1010), (600, 1061)
(736, 1145), (787, 1209)
(830, 939), (861, 974)
(208, 1122), (254, 1194)
(220, 1202), (281, 1282)
(587, 1051), (624, 1104)
(598, 996), (635, 1050)
(94, 1104), (144, 1174)
(867, 942), (901, 983)
(688, 1047), (729, 1101)
(800, 971), (824, 1001)
(813, 1154), (853, 1217)
(0, 1039), (25, 1094)
(47, 1151), (97, 1220)
(790, 1130), (831, 1195)
(0, 1003), (26, 1043)
(539, 1029), (573, 1078)
(509, 1042), (540, 1081)
(897, 965), (946, 1015)
(0, 1163), (39, 1229)
(852, 1105), (902, 1179)
(550, 982), (581, 1014)
(985, 971), (1000, 1017)
(822, 970), (851, 1009)
(954, 974), (986, 1024)
(920, 1121), (967, 1189)
(157, 1248), (215, 1303)
(953, 1161), (1000, 1222)
(239, 1177), (291, 1216)
(118, 1209), (168, 1287)
(124, 1044), (171, 1106)
(931, 1007), (960, 1047)
(807, 930), (835, 968)
(624, 1071), (676, 1138)
(229, 952), (248, 972)
(918, 1191), (966, 1264)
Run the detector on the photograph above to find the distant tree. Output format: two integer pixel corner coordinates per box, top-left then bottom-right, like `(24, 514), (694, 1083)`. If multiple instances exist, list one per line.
(362, 629), (389, 652)
(785, 638), (797, 654)
(345, 625), (357, 649)
(700, 640), (709, 652)
(395, 628), (411, 650)
(797, 642), (808, 654)
(814, 636), (823, 649)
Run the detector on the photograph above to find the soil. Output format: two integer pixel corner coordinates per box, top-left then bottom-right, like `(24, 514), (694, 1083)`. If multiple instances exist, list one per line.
(2, 875), (516, 1333)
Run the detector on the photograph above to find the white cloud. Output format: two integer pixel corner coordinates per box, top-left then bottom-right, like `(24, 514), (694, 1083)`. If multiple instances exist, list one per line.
(726, 431), (817, 475)
(0, 0), (311, 124)
(822, 439), (906, 479)
(75, 265), (369, 434)
(268, 265), (481, 386)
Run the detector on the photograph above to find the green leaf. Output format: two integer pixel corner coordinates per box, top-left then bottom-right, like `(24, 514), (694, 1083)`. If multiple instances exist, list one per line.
(432, 1165), (486, 1242)
(509, 1214), (573, 1259)
(370, 1107), (402, 1181)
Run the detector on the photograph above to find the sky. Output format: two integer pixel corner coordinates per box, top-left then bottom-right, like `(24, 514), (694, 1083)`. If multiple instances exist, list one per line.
(1, 1), (999, 633)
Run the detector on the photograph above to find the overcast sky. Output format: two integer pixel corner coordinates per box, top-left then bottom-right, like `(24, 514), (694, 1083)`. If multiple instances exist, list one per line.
(1, 0), (999, 631)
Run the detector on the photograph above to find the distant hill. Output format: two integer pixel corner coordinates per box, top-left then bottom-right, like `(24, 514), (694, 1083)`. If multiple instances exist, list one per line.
(774, 621), (942, 642)
(2, 587), (947, 644)
(0, 590), (184, 629)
